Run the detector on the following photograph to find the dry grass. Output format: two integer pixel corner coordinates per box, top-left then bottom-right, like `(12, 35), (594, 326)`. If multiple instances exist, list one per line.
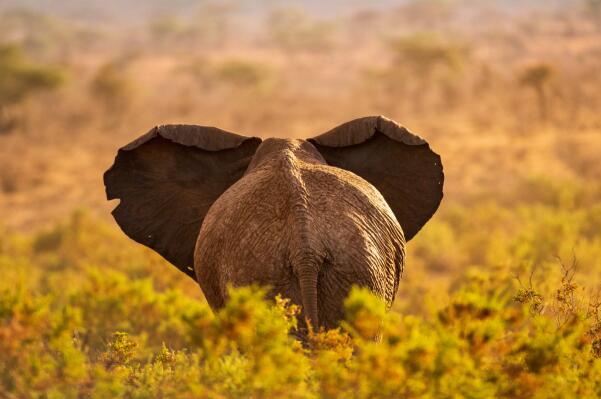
(0, 1), (600, 241)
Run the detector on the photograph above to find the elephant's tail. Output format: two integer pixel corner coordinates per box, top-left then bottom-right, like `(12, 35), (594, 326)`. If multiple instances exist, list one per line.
(295, 256), (320, 331)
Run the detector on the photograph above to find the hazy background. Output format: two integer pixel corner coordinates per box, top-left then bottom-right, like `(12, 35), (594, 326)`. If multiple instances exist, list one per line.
(3, 3), (601, 395)
(1, 0), (601, 298)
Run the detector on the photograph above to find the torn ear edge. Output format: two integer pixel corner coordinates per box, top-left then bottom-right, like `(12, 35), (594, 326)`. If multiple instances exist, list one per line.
(119, 124), (261, 153)
(105, 123), (262, 204)
(308, 115), (427, 148)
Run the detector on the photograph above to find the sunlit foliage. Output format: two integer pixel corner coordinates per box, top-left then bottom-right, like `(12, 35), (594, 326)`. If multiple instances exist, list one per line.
(1, 182), (601, 397)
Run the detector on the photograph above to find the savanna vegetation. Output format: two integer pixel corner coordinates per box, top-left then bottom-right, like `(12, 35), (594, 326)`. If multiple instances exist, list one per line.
(1, 0), (601, 397)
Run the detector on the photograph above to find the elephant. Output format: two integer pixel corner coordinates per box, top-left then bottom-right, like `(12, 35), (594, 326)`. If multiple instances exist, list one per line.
(104, 116), (444, 331)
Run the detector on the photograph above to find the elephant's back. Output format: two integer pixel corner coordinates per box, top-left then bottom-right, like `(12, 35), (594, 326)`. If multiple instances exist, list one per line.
(194, 156), (405, 320)
(194, 160), (303, 307)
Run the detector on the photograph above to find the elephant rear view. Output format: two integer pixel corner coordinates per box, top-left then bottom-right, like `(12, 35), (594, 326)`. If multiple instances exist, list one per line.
(104, 116), (444, 330)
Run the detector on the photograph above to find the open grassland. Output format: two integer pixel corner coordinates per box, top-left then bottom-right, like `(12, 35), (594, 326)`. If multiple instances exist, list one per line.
(1, 1), (601, 397)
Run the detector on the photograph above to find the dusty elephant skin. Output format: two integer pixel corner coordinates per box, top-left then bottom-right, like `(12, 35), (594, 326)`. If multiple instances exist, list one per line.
(104, 116), (444, 331)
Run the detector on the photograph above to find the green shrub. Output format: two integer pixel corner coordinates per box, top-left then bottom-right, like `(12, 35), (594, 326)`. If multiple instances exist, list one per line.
(1, 178), (601, 397)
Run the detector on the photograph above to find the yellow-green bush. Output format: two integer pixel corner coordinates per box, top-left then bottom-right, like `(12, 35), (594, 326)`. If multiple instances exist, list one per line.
(1, 180), (601, 398)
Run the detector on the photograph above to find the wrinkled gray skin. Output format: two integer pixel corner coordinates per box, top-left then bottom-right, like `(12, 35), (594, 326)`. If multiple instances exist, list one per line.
(196, 139), (404, 329)
(104, 116), (444, 333)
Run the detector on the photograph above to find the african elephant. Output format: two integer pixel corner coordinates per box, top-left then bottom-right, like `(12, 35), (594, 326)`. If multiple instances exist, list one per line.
(104, 116), (443, 330)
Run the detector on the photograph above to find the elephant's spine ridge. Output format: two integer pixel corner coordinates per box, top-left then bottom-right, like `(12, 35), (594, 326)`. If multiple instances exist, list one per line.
(282, 150), (321, 329)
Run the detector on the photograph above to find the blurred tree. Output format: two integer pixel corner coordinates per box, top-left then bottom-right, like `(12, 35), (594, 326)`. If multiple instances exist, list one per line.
(0, 8), (91, 62)
(182, 57), (274, 92)
(215, 59), (273, 90)
(390, 32), (465, 75)
(212, 58), (276, 129)
(0, 44), (65, 133)
(148, 2), (238, 52)
(584, 0), (601, 26)
(90, 61), (134, 125)
(396, 0), (456, 30)
(267, 7), (336, 54)
(346, 8), (383, 45)
(149, 14), (187, 45)
(181, 57), (214, 91)
(176, 56), (276, 130)
(371, 32), (468, 114)
(194, 1), (238, 49)
(518, 63), (555, 122)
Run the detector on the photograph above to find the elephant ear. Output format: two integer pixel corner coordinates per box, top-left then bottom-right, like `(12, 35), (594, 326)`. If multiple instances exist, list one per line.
(104, 125), (261, 280)
(309, 116), (443, 241)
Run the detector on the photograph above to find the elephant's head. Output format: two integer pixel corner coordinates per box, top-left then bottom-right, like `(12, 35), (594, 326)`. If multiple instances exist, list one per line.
(104, 116), (443, 281)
